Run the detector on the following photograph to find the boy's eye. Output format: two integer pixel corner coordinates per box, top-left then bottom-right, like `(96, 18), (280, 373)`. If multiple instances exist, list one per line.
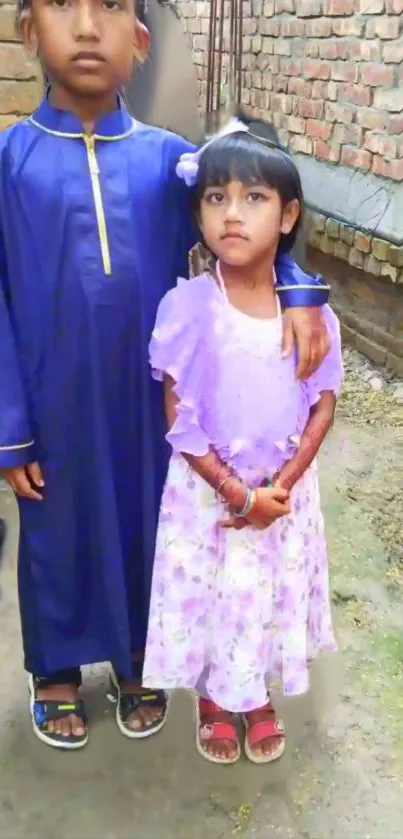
(53, 0), (69, 8)
(103, 0), (122, 9)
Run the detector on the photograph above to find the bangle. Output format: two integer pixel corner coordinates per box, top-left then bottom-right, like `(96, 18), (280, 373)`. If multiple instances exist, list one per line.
(216, 474), (233, 498)
(234, 487), (257, 518)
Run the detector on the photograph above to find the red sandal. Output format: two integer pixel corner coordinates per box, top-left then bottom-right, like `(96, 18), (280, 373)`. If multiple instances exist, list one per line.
(243, 703), (285, 764)
(195, 697), (241, 765)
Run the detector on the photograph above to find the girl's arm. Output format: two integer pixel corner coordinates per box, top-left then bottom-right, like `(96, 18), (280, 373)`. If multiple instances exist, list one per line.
(164, 375), (290, 526)
(274, 391), (336, 492)
(164, 374), (246, 509)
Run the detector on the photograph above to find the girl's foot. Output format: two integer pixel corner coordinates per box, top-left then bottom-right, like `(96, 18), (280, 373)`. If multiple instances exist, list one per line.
(108, 671), (168, 739)
(29, 676), (88, 750)
(243, 701), (285, 764)
(196, 697), (241, 765)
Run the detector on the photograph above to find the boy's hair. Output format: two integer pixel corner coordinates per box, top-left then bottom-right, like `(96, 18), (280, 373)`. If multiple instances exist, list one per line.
(194, 109), (303, 254)
(16, 0), (147, 22)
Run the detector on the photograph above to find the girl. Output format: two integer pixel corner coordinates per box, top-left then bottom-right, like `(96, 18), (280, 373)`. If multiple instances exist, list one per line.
(143, 116), (343, 765)
(0, 0), (329, 749)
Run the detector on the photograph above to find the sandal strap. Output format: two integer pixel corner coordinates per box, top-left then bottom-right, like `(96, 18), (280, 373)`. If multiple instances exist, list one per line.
(198, 697), (226, 716)
(199, 721), (239, 744)
(246, 718), (285, 748)
(33, 699), (87, 728)
(118, 689), (167, 723)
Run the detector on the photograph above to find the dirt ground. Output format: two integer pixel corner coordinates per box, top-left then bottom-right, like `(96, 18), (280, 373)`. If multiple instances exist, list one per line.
(0, 354), (402, 839)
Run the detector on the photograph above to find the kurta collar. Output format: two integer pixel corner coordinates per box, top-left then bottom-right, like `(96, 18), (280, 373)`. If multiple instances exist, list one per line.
(30, 94), (135, 140)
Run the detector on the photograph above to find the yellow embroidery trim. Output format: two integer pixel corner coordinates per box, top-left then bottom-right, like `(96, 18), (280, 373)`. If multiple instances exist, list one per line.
(276, 283), (331, 291)
(84, 135), (111, 276)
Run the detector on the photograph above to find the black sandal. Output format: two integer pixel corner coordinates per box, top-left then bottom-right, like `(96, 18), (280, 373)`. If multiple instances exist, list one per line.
(108, 670), (168, 740)
(29, 675), (88, 750)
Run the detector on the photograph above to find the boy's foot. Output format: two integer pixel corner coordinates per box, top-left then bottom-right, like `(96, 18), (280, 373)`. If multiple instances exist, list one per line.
(109, 672), (168, 739)
(243, 702), (285, 764)
(196, 697), (241, 765)
(29, 676), (88, 749)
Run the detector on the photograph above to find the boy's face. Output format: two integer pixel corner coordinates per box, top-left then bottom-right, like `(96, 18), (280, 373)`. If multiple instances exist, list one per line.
(21, 0), (149, 98)
(199, 180), (299, 267)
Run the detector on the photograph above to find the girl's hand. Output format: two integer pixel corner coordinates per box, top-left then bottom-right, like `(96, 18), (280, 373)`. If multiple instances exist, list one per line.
(220, 486), (290, 530)
(0, 462), (44, 501)
(246, 486), (290, 529)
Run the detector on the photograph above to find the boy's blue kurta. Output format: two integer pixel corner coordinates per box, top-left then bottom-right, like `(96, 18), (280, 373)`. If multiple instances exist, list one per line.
(0, 98), (329, 677)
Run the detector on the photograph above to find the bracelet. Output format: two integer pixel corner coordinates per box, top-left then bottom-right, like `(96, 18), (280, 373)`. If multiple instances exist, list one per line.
(216, 474), (233, 498)
(234, 488), (257, 518)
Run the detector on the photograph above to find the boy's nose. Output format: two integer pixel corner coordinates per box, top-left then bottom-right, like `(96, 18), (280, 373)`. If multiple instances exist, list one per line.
(225, 201), (242, 222)
(72, 3), (101, 39)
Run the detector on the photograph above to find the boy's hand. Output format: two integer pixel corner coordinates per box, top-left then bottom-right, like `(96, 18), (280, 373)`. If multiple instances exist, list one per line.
(220, 486), (290, 530)
(0, 462), (44, 501)
(282, 308), (330, 380)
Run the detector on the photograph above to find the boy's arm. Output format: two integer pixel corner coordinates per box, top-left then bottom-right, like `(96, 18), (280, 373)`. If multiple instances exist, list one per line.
(275, 251), (331, 380)
(0, 221), (42, 499)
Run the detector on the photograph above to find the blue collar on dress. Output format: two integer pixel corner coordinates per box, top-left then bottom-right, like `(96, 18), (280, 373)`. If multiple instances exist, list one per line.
(30, 94), (136, 140)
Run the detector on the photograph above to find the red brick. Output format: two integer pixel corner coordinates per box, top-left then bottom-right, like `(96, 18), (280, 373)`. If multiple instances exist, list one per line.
(319, 42), (339, 60)
(306, 119), (333, 140)
(362, 64), (394, 87)
(261, 19), (279, 36)
(288, 77), (312, 97)
(274, 0), (295, 10)
(0, 4), (18, 41)
(389, 115), (403, 134)
(273, 75), (289, 92)
(0, 43), (37, 80)
(360, 41), (382, 62)
(333, 124), (363, 145)
(298, 0), (322, 15)
(280, 19), (304, 37)
(289, 134), (313, 154)
(274, 39), (292, 56)
(314, 140), (340, 162)
(357, 108), (387, 131)
(304, 60), (331, 80)
(325, 103), (354, 124)
(271, 93), (293, 114)
(364, 132), (398, 159)
(312, 80), (329, 99)
(298, 98), (324, 119)
(280, 59), (302, 76)
(354, 232), (372, 254)
(305, 19), (332, 37)
(331, 62), (359, 83)
(324, 0), (355, 13)
(359, 0), (385, 10)
(342, 146), (372, 171)
(338, 84), (372, 106)
(332, 18), (364, 36)
(263, 0), (275, 14)
(306, 41), (320, 58)
(366, 17), (400, 39)
(374, 88), (403, 112)
(0, 80), (40, 114)
(381, 159), (403, 181)
(383, 41), (403, 63)
(386, 0), (403, 10)
(286, 115), (306, 134)
(337, 41), (362, 61)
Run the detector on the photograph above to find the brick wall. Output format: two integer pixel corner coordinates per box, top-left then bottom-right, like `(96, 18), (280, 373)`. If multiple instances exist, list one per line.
(179, 0), (403, 373)
(0, 0), (40, 130)
(182, 0), (403, 180)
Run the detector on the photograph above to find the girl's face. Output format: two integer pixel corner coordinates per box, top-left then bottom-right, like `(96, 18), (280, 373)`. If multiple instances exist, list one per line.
(20, 0), (149, 100)
(199, 179), (299, 267)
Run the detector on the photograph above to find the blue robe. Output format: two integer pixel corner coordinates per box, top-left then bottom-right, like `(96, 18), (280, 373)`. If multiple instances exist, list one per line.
(0, 98), (329, 677)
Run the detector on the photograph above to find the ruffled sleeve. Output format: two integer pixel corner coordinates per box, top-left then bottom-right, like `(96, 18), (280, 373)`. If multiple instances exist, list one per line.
(303, 305), (344, 407)
(149, 277), (210, 457)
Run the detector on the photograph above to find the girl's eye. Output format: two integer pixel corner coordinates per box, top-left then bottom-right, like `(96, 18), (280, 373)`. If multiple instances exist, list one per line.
(247, 192), (267, 202)
(103, 0), (121, 9)
(53, 0), (69, 8)
(205, 192), (224, 204)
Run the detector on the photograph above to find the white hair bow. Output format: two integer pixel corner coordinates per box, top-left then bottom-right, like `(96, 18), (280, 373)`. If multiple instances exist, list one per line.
(176, 117), (249, 187)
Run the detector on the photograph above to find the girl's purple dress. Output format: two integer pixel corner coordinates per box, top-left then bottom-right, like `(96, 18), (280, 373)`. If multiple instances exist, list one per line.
(143, 272), (343, 712)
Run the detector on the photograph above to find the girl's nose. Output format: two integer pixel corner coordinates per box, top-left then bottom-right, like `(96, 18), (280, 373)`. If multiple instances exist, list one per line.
(224, 200), (242, 222)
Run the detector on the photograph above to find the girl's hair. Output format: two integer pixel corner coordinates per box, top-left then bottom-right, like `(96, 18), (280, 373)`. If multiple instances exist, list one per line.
(194, 111), (303, 254)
